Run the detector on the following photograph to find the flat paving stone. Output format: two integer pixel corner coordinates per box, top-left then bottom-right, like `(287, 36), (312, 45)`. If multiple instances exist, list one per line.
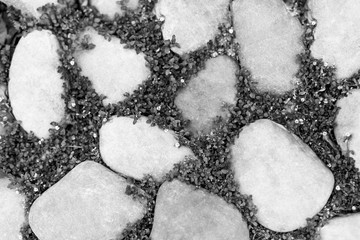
(74, 27), (150, 105)
(155, 0), (230, 54)
(334, 89), (360, 170)
(309, 0), (360, 79)
(320, 214), (360, 240)
(1, 0), (58, 18)
(0, 178), (26, 240)
(231, 119), (334, 232)
(151, 180), (249, 240)
(232, 0), (303, 94)
(175, 56), (238, 134)
(99, 116), (194, 180)
(8, 30), (65, 139)
(29, 161), (146, 240)
(90, 0), (139, 19)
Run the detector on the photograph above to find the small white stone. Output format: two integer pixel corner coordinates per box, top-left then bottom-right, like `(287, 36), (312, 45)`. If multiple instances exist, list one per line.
(320, 214), (360, 240)
(9, 30), (65, 139)
(99, 117), (194, 180)
(231, 119), (334, 232)
(74, 27), (150, 105)
(232, 0), (303, 94)
(1, 0), (59, 18)
(90, 0), (140, 19)
(155, 0), (229, 54)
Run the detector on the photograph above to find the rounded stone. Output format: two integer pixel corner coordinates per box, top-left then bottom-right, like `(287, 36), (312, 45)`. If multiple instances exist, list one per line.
(29, 161), (146, 240)
(232, 0), (303, 94)
(74, 27), (150, 105)
(151, 180), (250, 240)
(175, 56), (238, 134)
(155, 0), (230, 54)
(334, 89), (360, 170)
(99, 116), (194, 180)
(9, 30), (65, 139)
(90, 0), (139, 19)
(0, 178), (26, 240)
(231, 119), (334, 232)
(1, 0), (59, 18)
(320, 214), (360, 240)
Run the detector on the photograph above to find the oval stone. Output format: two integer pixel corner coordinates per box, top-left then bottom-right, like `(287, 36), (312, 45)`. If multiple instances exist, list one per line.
(9, 30), (65, 139)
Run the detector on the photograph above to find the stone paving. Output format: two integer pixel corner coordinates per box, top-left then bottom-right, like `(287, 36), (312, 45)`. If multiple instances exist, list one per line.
(1, 0), (360, 240)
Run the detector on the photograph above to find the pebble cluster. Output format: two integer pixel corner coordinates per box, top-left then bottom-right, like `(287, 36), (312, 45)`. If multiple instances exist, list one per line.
(0, 0), (360, 240)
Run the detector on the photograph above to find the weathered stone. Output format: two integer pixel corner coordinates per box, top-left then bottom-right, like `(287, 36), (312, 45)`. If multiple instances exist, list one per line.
(29, 161), (146, 240)
(74, 27), (149, 105)
(175, 56), (238, 134)
(231, 119), (334, 232)
(0, 178), (26, 240)
(9, 30), (65, 139)
(90, 0), (139, 19)
(151, 180), (249, 240)
(99, 117), (194, 180)
(320, 214), (360, 240)
(155, 0), (229, 54)
(232, 0), (303, 94)
(334, 89), (360, 169)
(309, 0), (360, 79)
(1, 0), (58, 18)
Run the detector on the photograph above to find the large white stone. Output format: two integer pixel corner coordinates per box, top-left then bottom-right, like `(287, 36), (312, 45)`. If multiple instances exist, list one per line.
(151, 180), (249, 240)
(334, 89), (360, 169)
(155, 0), (230, 54)
(175, 56), (238, 134)
(74, 27), (149, 105)
(0, 178), (26, 240)
(99, 117), (194, 180)
(9, 30), (65, 139)
(309, 0), (360, 79)
(1, 0), (58, 18)
(29, 161), (146, 240)
(90, 0), (139, 19)
(320, 214), (360, 240)
(232, 0), (303, 94)
(231, 119), (334, 232)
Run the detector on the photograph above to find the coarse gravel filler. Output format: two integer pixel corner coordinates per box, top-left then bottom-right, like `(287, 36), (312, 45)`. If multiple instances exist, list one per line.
(1, 0), (360, 240)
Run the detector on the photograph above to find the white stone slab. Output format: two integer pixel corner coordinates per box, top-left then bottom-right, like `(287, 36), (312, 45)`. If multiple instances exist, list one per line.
(1, 0), (58, 18)
(320, 214), (360, 240)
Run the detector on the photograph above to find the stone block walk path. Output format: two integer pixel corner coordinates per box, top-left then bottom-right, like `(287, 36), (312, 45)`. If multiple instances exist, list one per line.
(0, 0), (360, 240)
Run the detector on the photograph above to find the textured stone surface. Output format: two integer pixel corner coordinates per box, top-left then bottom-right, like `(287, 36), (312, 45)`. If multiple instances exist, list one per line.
(232, 0), (303, 94)
(99, 117), (194, 180)
(29, 161), (146, 240)
(320, 214), (360, 240)
(155, 0), (229, 54)
(309, 0), (360, 79)
(334, 89), (360, 169)
(90, 0), (139, 19)
(231, 119), (334, 232)
(151, 180), (249, 240)
(9, 30), (65, 138)
(175, 56), (238, 134)
(1, 0), (58, 18)
(0, 178), (25, 240)
(74, 27), (149, 105)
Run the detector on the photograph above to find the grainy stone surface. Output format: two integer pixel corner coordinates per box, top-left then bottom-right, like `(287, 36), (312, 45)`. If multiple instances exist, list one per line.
(231, 119), (334, 232)
(232, 0), (303, 94)
(155, 0), (230, 54)
(334, 89), (360, 170)
(151, 180), (250, 240)
(99, 117), (194, 180)
(8, 30), (65, 139)
(90, 0), (139, 19)
(320, 214), (360, 240)
(1, 0), (58, 18)
(0, 178), (25, 240)
(309, 0), (360, 79)
(175, 56), (238, 134)
(74, 27), (150, 105)
(29, 161), (146, 240)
